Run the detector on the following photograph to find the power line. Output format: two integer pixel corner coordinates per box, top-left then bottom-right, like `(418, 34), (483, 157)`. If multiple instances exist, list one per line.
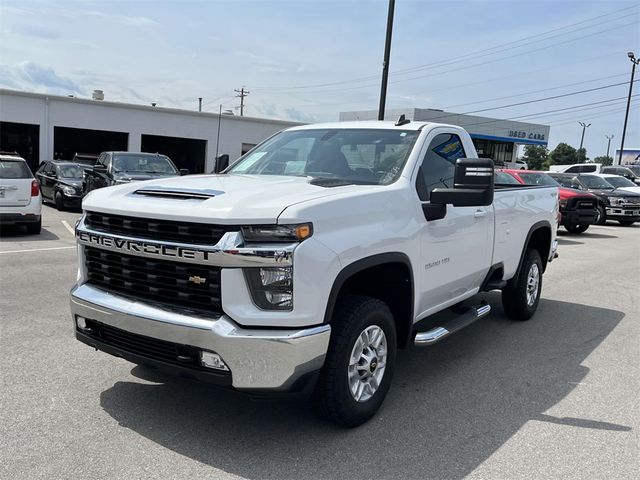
(253, 5), (638, 92)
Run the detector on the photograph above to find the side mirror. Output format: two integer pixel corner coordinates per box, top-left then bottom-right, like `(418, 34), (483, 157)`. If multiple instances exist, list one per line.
(430, 158), (494, 207)
(179, 168), (189, 176)
(214, 154), (229, 173)
(93, 164), (107, 174)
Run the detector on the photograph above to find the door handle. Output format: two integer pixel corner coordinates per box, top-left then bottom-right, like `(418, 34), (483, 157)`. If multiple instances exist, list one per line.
(474, 209), (487, 218)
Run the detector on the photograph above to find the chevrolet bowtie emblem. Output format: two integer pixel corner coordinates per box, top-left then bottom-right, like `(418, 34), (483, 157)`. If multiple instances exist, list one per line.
(188, 275), (207, 285)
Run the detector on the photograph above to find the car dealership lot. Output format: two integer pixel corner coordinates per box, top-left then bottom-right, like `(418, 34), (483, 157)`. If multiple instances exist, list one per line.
(1, 205), (638, 479)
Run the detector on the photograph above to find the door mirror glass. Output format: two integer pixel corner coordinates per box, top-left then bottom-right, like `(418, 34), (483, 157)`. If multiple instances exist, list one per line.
(93, 164), (108, 174)
(430, 158), (494, 207)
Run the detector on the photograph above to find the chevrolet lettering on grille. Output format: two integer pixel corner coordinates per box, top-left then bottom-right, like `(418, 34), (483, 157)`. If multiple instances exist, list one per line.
(76, 230), (215, 264)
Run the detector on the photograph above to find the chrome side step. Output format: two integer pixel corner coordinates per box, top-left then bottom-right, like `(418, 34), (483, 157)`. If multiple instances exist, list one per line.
(414, 303), (491, 346)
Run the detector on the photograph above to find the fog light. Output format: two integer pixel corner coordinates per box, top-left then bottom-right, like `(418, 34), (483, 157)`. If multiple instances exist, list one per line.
(200, 350), (229, 371)
(76, 316), (87, 329)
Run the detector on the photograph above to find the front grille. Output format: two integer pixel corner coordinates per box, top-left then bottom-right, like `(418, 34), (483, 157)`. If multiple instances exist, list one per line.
(567, 197), (596, 210)
(85, 211), (233, 245)
(81, 319), (229, 375)
(85, 246), (221, 313)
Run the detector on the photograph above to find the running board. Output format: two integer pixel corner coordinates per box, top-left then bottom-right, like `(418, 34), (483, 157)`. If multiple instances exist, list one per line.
(414, 303), (491, 346)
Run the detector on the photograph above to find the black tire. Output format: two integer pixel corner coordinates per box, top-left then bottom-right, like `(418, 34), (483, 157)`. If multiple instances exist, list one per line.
(501, 249), (543, 321)
(618, 220), (635, 226)
(595, 205), (607, 225)
(313, 295), (397, 428)
(565, 224), (589, 234)
(54, 191), (65, 211)
(25, 218), (41, 235)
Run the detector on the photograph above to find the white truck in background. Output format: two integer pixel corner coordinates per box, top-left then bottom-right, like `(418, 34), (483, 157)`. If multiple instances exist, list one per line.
(71, 119), (558, 427)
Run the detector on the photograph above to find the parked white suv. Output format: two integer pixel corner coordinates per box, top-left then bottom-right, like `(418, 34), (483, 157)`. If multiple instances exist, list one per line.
(71, 120), (558, 426)
(0, 153), (42, 234)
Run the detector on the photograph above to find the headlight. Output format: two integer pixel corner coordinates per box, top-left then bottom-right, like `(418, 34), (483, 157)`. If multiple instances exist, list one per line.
(244, 267), (293, 310)
(241, 223), (313, 243)
(559, 199), (568, 209)
(114, 179), (131, 185)
(62, 186), (77, 195)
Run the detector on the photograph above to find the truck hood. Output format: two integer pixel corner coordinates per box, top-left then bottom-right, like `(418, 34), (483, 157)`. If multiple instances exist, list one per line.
(82, 174), (372, 224)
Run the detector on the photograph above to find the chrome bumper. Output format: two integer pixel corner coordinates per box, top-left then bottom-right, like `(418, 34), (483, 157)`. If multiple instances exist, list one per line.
(70, 284), (331, 390)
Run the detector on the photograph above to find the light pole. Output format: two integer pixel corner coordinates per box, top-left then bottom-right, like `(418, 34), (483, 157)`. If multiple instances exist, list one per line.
(619, 51), (639, 165)
(378, 0), (396, 120)
(578, 122), (591, 149)
(605, 134), (614, 158)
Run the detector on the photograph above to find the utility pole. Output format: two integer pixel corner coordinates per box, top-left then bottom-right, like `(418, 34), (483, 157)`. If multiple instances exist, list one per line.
(234, 87), (249, 116)
(215, 104), (222, 159)
(378, 0), (396, 121)
(198, 97), (202, 112)
(605, 134), (614, 158)
(578, 121), (591, 149)
(619, 51), (639, 165)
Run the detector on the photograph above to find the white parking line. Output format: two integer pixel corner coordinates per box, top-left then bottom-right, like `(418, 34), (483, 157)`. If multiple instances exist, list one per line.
(61, 220), (75, 236)
(0, 246), (75, 254)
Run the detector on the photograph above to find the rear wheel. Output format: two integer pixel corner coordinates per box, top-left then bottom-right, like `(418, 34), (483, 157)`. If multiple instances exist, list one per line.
(502, 249), (543, 321)
(618, 220), (635, 226)
(313, 295), (396, 427)
(54, 191), (65, 211)
(25, 218), (41, 235)
(595, 205), (607, 225)
(565, 224), (589, 234)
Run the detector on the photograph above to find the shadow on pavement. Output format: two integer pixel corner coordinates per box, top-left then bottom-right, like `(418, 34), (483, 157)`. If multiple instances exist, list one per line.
(556, 237), (584, 246)
(0, 225), (60, 241)
(100, 297), (626, 480)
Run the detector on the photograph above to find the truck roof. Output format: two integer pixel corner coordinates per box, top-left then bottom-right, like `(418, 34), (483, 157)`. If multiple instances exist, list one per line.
(286, 120), (442, 131)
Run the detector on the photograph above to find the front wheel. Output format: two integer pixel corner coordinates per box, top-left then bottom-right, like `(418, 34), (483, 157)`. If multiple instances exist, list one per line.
(595, 205), (607, 225)
(565, 224), (589, 234)
(501, 249), (543, 321)
(618, 220), (635, 226)
(313, 295), (397, 427)
(54, 191), (65, 211)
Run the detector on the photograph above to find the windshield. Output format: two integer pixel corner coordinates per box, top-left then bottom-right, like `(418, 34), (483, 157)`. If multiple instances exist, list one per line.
(0, 160), (32, 179)
(518, 172), (559, 186)
(580, 175), (614, 189)
(113, 154), (177, 174)
(626, 165), (640, 176)
(604, 175), (636, 188)
(495, 171), (520, 184)
(227, 128), (420, 185)
(58, 164), (89, 179)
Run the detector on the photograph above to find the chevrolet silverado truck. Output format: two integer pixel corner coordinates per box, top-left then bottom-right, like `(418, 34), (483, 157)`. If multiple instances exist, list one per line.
(70, 119), (558, 427)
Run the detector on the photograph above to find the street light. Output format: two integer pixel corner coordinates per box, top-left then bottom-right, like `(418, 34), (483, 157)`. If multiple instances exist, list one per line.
(378, 0), (396, 121)
(578, 121), (591, 149)
(618, 51), (640, 165)
(605, 134), (614, 158)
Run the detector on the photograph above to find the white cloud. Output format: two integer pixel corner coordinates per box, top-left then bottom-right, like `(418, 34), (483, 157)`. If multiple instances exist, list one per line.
(0, 62), (83, 95)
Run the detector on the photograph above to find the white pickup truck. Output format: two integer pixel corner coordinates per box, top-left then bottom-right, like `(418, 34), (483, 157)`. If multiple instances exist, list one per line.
(71, 119), (558, 427)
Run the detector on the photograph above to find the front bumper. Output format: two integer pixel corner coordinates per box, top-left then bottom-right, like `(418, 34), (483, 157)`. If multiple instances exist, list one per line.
(70, 284), (331, 391)
(605, 206), (640, 220)
(561, 208), (597, 226)
(62, 194), (83, 208)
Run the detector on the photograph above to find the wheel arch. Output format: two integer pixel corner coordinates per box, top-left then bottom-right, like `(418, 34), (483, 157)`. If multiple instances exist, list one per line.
(324, 253), (414, 349)
(515, 221), (552, 278)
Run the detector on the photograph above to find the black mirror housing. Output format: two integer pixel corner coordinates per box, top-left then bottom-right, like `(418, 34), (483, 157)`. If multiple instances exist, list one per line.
(93, 164), (107, 174)
(179, 168), (189, 176)
(430, 158), (494, 207)
(214, 154), (229, 173)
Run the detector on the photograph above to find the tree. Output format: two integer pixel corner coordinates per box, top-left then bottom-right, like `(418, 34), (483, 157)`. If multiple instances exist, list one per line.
(521, 145), (549, 170)
(576, 148), (588, 163)
(593, 155), (613, 166)
(549, 143), (579, 165)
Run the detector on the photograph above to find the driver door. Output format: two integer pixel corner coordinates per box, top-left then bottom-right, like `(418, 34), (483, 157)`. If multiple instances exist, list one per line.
(414, 130), (493, 317)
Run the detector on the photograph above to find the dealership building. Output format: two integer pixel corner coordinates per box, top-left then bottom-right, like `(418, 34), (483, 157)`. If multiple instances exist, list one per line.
(340, 108), (550, 163)
(0, 89), (299, 173)
(0, 89), (550, 173)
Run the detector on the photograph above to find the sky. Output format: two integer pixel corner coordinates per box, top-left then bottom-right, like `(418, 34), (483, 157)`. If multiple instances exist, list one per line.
(0, 0), (638, 158)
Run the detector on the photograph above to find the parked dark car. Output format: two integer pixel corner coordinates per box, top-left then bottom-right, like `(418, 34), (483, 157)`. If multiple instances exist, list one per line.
(600, 165), (640, 185)
(83, 152), (186, 194)
(35, 160), (91, 210)
(548, 172), (640, 226)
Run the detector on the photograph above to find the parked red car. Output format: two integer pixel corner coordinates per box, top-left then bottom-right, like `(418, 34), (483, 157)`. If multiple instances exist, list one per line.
(499, 169), (598, 234)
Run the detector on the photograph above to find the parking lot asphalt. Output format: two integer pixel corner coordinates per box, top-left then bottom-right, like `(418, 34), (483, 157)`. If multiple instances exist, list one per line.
(1, 205), (638, 480)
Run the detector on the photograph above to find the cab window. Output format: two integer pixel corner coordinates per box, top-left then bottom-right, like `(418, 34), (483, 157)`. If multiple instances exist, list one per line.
(417, 133), (466, 199)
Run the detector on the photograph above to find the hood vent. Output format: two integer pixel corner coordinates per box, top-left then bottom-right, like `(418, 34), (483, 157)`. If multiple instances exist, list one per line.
(133, 187), (223, 200)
